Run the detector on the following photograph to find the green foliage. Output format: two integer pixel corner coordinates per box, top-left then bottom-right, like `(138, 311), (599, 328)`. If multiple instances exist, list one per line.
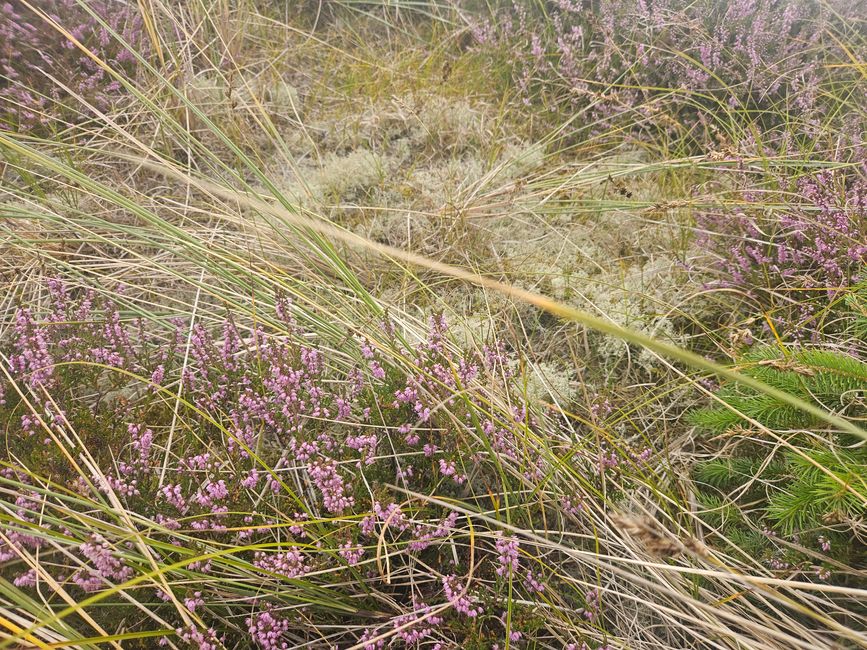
(691, 346), (867, 567)
(845, 275), (867, 341)
(689, 346), (867, 432)
(723, 527), (770, 558)
(767, 450), (867, 535)
(693, 457), (786, 489)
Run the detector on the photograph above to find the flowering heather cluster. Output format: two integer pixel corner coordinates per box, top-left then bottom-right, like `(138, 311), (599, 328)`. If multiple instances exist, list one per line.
(472, 0), (861, 138)
(0, 0), (142, 131)
(494, 532), (520, 577)
(0, 280), (626, 648)
(696, 168), (867, 338)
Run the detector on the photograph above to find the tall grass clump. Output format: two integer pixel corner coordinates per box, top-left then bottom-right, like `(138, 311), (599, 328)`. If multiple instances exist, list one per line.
(1, 0), (867, 649)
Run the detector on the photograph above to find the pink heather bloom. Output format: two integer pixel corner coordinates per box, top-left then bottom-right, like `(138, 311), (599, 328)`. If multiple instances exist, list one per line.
(562, 496), (584, 516)
(339, 541), (365, 565)
(494, 533), (520, 577)
(442, 574), (482, 617)
(175, 625), (222, 650)
(253, 549), (310, 579)
(399, 422), (419, 445)
(13, 569), (36, 588)
(150, 364), (165, 385)
(288, 513), (308, 537)
(523, 570), (545, 593)
(247, 608), (290, 650)
(10, 308), (55, 389)
(242, 469), (260, 489)
(184, 591), (205, 613)
(308, 457), (354, 513)
(408, 511), (459, 551)
(359, 628), (385, 650)
(438, 458), (467, 484)
(346, 431), (378, 465)
(392, 603), (443, 645)
(367, 501), (410, 533)
(369, 360), (386, 380)
(583, 588), (600, 621)
(160, 484), (188, 513)
(360, 514), (377, 537)
(73, 534), (134, 592)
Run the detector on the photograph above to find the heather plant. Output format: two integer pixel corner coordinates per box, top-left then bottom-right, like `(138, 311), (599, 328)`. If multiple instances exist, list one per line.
(695, 167), (867, 340)
(0, 0), (142, 131)
(470, 0), (864, 144)
(1, 279), (650, 648)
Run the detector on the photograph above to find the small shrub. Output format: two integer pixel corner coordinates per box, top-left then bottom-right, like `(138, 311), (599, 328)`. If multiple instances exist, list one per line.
(690, 345), (867, 573)
(0, 280), (643, 648)
(695, 168), (867, 339)
(470, 0), (863, 141)
(0, 0), (143, 131)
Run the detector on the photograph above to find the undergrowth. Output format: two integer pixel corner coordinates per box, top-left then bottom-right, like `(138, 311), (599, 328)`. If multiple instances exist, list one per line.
(0, 0), (866, 649)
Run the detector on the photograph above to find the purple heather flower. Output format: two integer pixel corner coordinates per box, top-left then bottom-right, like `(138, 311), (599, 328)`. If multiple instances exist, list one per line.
(247, 608), (290, 650)
(443, 574), (482, 617)
(338, 541), (365, 565)
(583, 588), (601, 621)
(253, 549), (310, 579)
(73, 534), (134, 592)
(494, 533), (520, 577)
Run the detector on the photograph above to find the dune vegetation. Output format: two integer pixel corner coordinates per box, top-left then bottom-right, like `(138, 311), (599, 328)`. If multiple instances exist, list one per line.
(0, 1), (865, 648)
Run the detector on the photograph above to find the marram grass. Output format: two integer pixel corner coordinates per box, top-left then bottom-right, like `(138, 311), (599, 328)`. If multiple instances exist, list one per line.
(1, 1), (866, 649)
